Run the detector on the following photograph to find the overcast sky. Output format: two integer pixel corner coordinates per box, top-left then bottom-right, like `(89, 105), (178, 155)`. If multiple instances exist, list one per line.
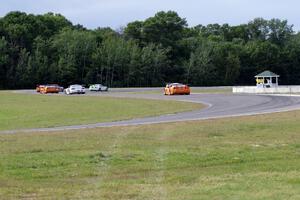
(1, 0), (299, 31)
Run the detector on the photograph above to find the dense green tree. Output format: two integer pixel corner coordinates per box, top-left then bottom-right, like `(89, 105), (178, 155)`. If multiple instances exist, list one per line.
(125, 10), (187, 64)
(237, 41), (280, 84)
(93, 27), (119, 44)
(212, 42), (242, 85)
(36, 12), (73, 38)
(141, 11), (187, 46)
(268, 19), (293, 46)
(89, 36), (133, 87)
(0, 11), (299, 89)
(124, 21), (143, 43)
(0, 37), (8, 88)
(28, 36), (57, 86)
(0, 12), (71, 50)
(281, 33), (300, 84)
(52, 29), (97, 85)
(140, 43), (169, 86)
(223, 53), (241, 85)
(247, 18), (269, 41)
(13, 48), (30, 88)
(185, 40), (217, 85)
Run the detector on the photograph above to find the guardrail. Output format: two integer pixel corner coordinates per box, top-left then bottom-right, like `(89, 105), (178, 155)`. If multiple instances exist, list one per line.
(232, 86), (300, 94)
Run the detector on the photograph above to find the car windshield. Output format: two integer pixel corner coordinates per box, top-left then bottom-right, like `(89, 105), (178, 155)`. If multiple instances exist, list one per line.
(170, 83), (184, 87)
(71, 85), (82, 89)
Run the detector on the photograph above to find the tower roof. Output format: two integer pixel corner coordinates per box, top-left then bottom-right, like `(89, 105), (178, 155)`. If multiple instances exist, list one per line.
(255, 70), (280, 78)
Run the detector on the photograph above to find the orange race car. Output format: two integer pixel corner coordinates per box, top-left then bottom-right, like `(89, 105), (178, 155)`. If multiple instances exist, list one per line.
(164, 83), (190, 95)
(39, 84), (61, 94)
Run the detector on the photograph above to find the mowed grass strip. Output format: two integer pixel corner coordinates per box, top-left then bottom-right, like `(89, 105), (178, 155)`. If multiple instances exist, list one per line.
(0, 92), (202, 131)
(0, 111), (300, 199)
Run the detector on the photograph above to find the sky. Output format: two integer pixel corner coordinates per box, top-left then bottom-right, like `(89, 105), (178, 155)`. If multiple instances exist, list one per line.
(0, 0), (299, 31)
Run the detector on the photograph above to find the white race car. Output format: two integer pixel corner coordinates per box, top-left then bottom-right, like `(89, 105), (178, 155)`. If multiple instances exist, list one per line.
(65, 85), (85, 95)
(89, 84), (108, 92)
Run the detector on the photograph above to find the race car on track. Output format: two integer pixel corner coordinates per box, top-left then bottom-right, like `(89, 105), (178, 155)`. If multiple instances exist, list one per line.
(89, 84), (108, 92)
(164, 83), (190, 95)
(40, 84), (62, 94)
(65, 85), (85, 95)
(37, 84), (63, 94)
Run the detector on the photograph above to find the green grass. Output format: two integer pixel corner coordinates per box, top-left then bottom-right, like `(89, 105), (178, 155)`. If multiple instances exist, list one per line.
(0, 111), (300, 199)
(0, 92), (202, 131)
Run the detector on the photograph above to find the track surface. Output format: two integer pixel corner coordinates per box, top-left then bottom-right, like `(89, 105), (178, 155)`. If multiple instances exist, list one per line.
(3, 88), (300, 134)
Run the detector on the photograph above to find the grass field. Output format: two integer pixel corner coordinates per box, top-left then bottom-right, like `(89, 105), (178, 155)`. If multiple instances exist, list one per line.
(0, 111), (300, 199)
(0, 92), (202, 131)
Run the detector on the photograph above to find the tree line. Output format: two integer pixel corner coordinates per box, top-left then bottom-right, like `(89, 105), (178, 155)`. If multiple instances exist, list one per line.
(0, 11), (300, 89)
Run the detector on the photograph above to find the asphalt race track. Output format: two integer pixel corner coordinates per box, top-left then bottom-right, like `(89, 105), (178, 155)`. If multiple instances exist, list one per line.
(3, 88), (300, 134)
